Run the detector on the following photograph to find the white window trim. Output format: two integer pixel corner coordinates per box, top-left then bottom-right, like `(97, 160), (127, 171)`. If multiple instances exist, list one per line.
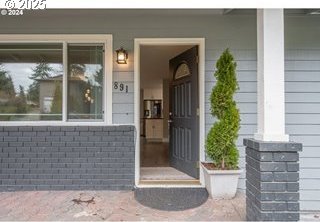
(0, 34), (113, 126)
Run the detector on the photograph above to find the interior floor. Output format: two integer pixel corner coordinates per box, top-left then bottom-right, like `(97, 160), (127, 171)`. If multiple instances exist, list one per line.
(140, 138), (169, 167)
(140, 138), (197, 180)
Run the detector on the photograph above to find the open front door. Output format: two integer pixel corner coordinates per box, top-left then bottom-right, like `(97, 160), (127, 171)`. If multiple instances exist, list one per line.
(169, 46), (199, 179)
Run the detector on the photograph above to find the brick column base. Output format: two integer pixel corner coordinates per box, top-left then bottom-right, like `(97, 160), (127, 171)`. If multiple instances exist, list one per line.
(244, 139), (302, 221)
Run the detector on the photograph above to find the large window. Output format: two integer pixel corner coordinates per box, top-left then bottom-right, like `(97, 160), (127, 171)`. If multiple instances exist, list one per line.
(0, 44), (63, 121)
(0, 40), (107, 122)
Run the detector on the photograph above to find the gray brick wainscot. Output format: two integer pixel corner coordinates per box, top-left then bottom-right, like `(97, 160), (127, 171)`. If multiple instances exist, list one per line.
(0, 125), (135, 191)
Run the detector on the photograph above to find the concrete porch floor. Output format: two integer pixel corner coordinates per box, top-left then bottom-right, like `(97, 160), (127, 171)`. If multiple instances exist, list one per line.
(0, 190), (245, 221)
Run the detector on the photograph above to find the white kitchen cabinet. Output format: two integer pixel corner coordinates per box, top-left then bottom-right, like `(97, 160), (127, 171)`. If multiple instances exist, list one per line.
(145, 119), (163, 140)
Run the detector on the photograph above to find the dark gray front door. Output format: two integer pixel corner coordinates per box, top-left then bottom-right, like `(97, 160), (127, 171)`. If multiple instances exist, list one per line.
(169, 46), (199, 179)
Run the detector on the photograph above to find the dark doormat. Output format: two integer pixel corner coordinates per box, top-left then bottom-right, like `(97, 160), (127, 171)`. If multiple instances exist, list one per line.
(134, 187), (208, 211)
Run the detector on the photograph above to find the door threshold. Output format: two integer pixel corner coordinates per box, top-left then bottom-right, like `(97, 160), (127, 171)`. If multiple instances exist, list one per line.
(138, 179), (203, 188)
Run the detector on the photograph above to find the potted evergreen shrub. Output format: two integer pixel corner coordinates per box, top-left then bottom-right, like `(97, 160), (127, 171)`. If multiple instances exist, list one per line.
(202, 49), (242, 199)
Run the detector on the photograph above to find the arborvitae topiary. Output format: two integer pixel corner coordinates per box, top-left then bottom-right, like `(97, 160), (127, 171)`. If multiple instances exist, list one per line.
(205, 49), (240, 170)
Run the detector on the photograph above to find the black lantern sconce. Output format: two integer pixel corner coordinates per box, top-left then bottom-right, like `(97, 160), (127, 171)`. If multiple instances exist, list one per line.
(116, 47), (128, 64)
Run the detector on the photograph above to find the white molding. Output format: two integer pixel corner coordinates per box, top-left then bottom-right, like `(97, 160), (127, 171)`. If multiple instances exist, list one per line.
(62, 42), (68, 122)
(254, 9), (289, 142)
(134, 39), (141, 186)
(134, 38), (206, 187)
(0, 34), (113, 126)
(0, 122), (124, 126)
(105, 36), (113, 124)
(198, 39), (206, 187)
(0, 34), (112, 42)
(254, 133), (289, 142)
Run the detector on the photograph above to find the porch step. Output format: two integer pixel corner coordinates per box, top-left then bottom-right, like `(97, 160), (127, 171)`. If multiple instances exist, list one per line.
(140, 167), (195, 180)
(134, 187), (208, 211)
(139, 179), (201, 186)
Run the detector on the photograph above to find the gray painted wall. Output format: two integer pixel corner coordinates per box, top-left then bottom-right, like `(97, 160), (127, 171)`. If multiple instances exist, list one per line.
(0, 10), (319, 211)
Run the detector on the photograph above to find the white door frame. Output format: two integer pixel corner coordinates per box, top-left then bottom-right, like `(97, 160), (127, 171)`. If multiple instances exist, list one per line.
(134, 38), (206, 187)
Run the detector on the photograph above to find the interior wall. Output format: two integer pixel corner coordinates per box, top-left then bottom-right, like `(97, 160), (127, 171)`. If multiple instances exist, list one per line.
(143, 87), (162, 100)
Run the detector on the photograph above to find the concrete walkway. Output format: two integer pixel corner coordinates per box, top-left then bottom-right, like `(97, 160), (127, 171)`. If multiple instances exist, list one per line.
(0, 190), (245, 221)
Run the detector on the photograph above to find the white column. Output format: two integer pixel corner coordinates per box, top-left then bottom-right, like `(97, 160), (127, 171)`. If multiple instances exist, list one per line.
(254, 9), (289, 142)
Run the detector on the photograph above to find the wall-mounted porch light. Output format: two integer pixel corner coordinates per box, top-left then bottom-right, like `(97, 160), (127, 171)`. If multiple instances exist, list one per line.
(116, 47), (128, 64)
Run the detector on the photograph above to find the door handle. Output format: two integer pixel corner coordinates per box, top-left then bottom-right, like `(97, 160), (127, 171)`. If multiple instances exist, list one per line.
(168, 120), (173, 123)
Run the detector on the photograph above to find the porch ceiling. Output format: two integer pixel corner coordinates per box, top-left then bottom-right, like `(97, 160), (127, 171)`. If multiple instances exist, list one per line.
(20, 9), (226, 17)
(17, 9), (320, 18)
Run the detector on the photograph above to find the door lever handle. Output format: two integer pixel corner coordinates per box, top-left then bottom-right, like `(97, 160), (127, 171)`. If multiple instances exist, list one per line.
(168, 120), (173, 123)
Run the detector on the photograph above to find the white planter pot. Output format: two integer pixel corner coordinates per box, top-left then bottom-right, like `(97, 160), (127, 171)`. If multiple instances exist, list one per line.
(201, 163), (243, 199)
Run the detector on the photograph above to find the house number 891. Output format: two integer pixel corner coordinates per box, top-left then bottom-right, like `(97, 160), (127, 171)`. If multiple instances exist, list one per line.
(114, 82), (128, 93)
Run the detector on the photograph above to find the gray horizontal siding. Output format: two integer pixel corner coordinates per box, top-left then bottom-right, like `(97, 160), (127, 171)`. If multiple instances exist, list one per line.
(113, 70), (134, 124)
(112, 114), (134, 124)
(205, 82), (257, 93)
(112, 70), (134, 124)
(301, 191), (320, 202)
(113, 93), (134, 104)
(300, 158), (320, 168)
(205, 49), (256, 60)
(299, 147), (320, 158)
(301, 169), (320, 179)
(107, 14), (257, 125)
(285, 44), (320, 211)
(286, 82), (320, 92)
(205, 70), (257, 81)
(286, 93), (320, 102)
(285, 50), (320, 60)
(285, 61), (320, 71)
(287, 125), (320, 134)
(113, 71), (134, 82)
(286, 104), (320, 113)
(205, 125), (257, 136)
(106, 13), (257, 125)
(205, 60), (256, 71)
